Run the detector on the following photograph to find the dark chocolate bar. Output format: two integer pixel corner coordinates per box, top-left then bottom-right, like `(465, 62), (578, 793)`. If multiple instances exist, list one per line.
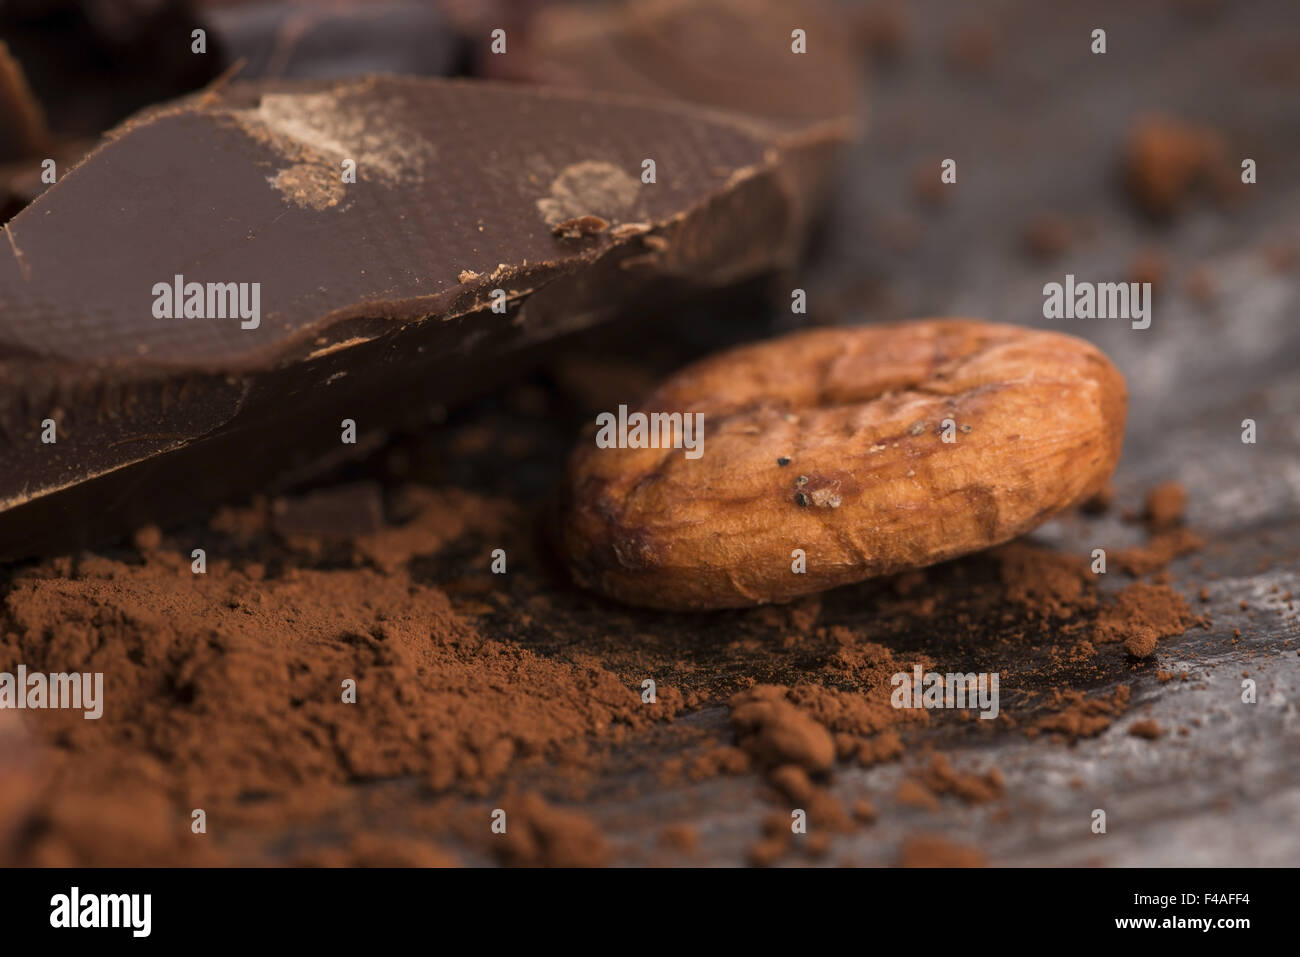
(197, 0), (464, 81)
(481, 0), (864, 221)
(490, 0), (862, 132)
(0, 75), (823, 557)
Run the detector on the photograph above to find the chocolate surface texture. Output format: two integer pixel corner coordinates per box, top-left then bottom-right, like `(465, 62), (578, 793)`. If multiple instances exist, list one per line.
(0, 74), (856, 556)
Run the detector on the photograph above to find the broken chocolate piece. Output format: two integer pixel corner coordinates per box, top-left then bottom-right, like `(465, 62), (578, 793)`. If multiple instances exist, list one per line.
(485, 0), (864, 221)
(484, 0), (860, 131)
(197, 0), (464, 81)
(0, 75), (808, 557)
(552, 215), (611, 239)
(1, 136), (96, 220)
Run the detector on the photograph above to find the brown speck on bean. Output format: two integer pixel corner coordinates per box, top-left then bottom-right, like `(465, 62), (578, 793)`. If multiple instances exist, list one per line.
(777, 457), (791, 466)
(795, 491), (810, 507)
(795, 475), (809, 486)
(908, 420), (926, 436)
(960, 424), (973, 434)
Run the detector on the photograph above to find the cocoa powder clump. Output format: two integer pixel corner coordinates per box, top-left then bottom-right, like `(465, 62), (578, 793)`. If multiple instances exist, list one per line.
(899, 834), (986, 867)
(1143, 481), (1188, 530)
(1128, 719), (1163, 740)
(995, 542), (1097, 617)
(1094, 583), (1192, 658)
(729, 686), (835, 773)
(917, 754), (1004, 804)
(1031, 686), (1132, 743)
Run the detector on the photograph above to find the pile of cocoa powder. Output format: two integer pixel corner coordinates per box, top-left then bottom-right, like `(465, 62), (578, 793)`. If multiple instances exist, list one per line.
(0, 380), (1222, 866)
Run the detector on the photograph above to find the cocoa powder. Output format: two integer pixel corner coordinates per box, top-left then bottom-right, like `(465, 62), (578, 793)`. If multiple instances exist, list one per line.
(0, 410), (1208, 867)
(1094, 583), (1193, 658)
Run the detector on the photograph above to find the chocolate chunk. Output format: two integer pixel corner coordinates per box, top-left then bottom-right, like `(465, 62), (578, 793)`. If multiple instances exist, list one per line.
(0, 75), (809, 557)
(494, 0), (862, 132)
(1, 137), (96, 221)
(552, 215), (610, 239)
(197, 0), (464, 81)
(484, 0), (864, 219)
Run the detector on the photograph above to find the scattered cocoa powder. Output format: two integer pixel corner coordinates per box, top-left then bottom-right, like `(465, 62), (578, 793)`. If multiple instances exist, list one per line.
(1262, 243), (1296, 273)
(852, 2), (907, 64)
(1031, 685), (1132, 743)
(1143, 481), (1187, 530)
(730, 686), (835, 773)
(296, 834), (459, 868)
(896, 778), (941, 811)
(851, 798), (878, 824)
(1128, 719), (1163, 740)
(917, 754), (1004, 804)
(747, 836), (787, 867)
(995, 542), (1097, 617)
(659, 824), (698, 855)
(1021, 214), (1074, 260)
(1122, 115), (1225, 217)
(1112, 528), (1204, 576)
(0, 429), (1216, 867)
(945, 23), (996, 73)
(0, 493), (680, 865)
(132, 524), (163, 552)
(1095, 583), (1193, 658)
(1186, 266), (1216, 303)
(1079, 484), (1115, 515)
(910, 157), (950, 205)
(769, 764), (816, 802)
(1129, 249), (1168, 292)
(898, 834), (986, 867)
(482, 793), (609, 867)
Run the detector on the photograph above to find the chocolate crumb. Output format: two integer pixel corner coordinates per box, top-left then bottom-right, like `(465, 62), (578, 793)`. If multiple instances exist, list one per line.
(1129, 249), (1168, 292)
(1095, 583), (1192, 658)
(1022, 214), (1074, 260)
(1123, 115), (1225, 218)
(899, 834), (985, 867)
(552, 214), (611, 239)
(1079, 484), (1114, 515)
(1143, 481), (1187, 530)
(1128, 719), (1163, 740)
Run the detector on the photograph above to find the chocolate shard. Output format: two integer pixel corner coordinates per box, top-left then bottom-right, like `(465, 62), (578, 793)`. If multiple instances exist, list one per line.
(196, 0), (464, 81)
(494, 0), (862, 131)
(482, 0), (865, 221)
(0, 75), (809, 558)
